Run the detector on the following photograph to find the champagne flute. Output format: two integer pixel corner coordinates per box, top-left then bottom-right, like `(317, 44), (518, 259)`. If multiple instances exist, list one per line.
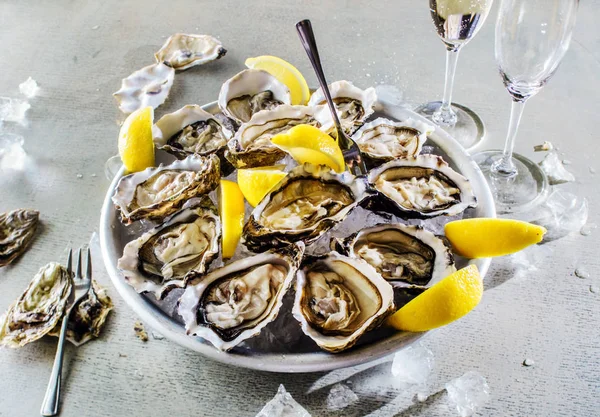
(473, 0), (578, 213)
(416, 0), (494, 151)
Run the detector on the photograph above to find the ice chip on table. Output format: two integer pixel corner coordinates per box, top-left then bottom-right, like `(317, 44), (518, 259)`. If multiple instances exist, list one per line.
(533, 190), (588, 241)
(538, 151), (575, 185)
(326, 383), (358, 411)
(0, 133), (26, 171)
(256, 385), (311, 417)
(19, 77), (40, 98)
(391, 342), (435, 387)
(0, 97), (30, 124)
(445, 371), (490, 417)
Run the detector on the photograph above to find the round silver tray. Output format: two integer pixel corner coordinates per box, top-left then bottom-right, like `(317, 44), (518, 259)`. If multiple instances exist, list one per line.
(99, 99), (496, 373)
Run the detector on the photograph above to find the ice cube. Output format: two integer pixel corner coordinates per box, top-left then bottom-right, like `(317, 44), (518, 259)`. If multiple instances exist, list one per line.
(256, 384), (311, 417)
(445, 371), (490, 417)
(0, 133), (26, 171)
(19, 77), (40, 98)
(391, 342), (434, 387)
(0, 97), (30, 124)
(533, 190), (588, 241)
(326, 383), (358, 411)
(538, 151), (575, 185)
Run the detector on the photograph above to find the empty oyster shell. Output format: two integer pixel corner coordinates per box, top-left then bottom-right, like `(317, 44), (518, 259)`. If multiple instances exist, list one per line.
(292, 252), (394, 353)
(178, 244), (304, 351)
(0, 208), (39, 267)
(366, 155), (477, 218)
(155, 33), (226, 70)
(242, 164), (370, 252)
(331, 223), (455, 286)
(118, 197), (221, 299)
(218, 69), (291, 124)
(113, 62), (175, 114)
(308, 80), (377, 135)
(0, 263), (72, 348)
(112, 154), (220, 224)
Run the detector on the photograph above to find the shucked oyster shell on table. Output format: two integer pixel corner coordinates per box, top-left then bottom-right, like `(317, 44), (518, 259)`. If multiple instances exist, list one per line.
(155, 34), (226, 70)
(0, 208), (39, 267)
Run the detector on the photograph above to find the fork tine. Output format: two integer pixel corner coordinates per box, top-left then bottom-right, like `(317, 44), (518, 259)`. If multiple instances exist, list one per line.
(76, 248), (82, 279)
(66, 249), (73, 275)
(86, 247), (92, 280)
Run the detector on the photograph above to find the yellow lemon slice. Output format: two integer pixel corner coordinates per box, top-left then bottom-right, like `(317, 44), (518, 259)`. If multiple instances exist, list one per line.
(118, 106), (155, 173)
(238, 165), (287, 207)
(219, 180), (245, 259)
(387, 265), (483, 332)
(271, 124), (345, 173)
(444, 218), (546, 259)
(245, 55), (310, 105)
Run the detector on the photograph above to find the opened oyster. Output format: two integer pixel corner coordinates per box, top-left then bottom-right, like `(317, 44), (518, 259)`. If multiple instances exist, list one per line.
(118, 197), (220, 299)
(308, 80), (377, 135)
(292, 252), (394, 353)
(218, 69), (291, 124)
(367, 155), (477, 218)
(112, 154), (220, 224)
(113, 62), (175, 114)
(352, 118), (433, 165)
(331, 223), (455, 286)
(0, 263), (71, 348)
(178, 244), (304, 351)
(155, 34), (226, 70)
(0, 208), (39, 267)
(243, 164), (369, 252)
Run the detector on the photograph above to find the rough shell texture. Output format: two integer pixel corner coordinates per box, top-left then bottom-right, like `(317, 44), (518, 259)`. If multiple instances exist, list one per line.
(0, 263), (72, 348)
(0, 208), (39, 267)
(112, 154), (220, 224)
(155, 33), (226, 70)
(113, 62), (175, 114)
(178, 243), (304, 351)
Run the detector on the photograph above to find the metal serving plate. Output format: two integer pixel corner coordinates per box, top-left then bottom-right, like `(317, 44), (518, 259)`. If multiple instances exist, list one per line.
(99, 99), (495, 373)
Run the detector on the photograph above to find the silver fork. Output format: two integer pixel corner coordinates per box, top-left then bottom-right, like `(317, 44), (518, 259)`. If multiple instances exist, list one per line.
(41, 248), (92, 417)
(296, 19), (368, 176)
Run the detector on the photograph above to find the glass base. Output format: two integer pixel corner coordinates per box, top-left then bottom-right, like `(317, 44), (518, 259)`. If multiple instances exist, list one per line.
(473, 150), (549, 214)
(415, 101), (486, 152)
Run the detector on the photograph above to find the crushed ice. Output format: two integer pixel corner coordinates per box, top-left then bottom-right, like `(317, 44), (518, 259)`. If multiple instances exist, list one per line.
(391, 342), (435, 387)
(19, 77), (40, 98)
(445, 371), (490, 417)
(0, 133), (26, 171)
(256, 385), (311, 417)
(0, 97), (30, 124)
(532, 190), (588, 241)
(538, 151), (575, 185)
(326, 383), (358, 411)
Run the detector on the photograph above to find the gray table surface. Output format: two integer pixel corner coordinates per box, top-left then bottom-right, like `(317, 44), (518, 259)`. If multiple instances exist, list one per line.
(1, 1), (599, 416)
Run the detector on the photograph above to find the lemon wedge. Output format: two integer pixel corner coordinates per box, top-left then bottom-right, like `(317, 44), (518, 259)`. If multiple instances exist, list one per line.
(387, 265), (483, 332)
(444, 218), (546, 258)
(118, 106), (155, 173)
(238, 165), (287, 207)
(219, 180), (245, 259)
(245, 55), (310, 105)
(271, 124), (345, 172)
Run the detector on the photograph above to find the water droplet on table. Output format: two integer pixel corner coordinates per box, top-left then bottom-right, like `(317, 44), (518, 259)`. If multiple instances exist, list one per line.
(522, 358), (535, 367)
(76, 173), (83, 179)
(580, 223), (597, 236)
(590, 285), (599, 294)
(575, 267), (590, 279)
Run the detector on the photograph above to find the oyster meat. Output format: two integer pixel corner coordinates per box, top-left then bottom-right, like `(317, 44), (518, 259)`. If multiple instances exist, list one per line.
(155, 33), (226, 70)
(0, 263), (71, 348)
(218, 69), (291, 124)
(178, 244), (304, 351)
(112, 154), (220, 224)
(331, 223), (455, 286)
(292, 252), (394, 353)
(113, 62), (175, 114)
(0, 208), (39, 267)
(242, 164), (369, 252)
(367, 155), (477, 218)
(118, 197), (221, 299)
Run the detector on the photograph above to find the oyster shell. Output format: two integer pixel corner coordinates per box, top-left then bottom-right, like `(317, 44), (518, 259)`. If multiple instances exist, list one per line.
(352, 118), (433, 165)
(117, 197), (221, 299)
(331, 223), (455, 286)
(113, 62), (175, 114)
(308, 80), (377, 135)
(218, 69), (291, 124)
(155, 34), (226, 70)
(292, 252), (394, 353)
(0, 263), (71, 348)
(366, 155), (477, 218)
(178, 244), (304, 351)
(112, 154), (220, 224)
(0, 208), (39, 267)
(242, 164), (369, 252)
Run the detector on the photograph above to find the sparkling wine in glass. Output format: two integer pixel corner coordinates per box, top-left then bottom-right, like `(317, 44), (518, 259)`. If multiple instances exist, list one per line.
(417, 0), (494, 150)
(473, 0), (578, 213)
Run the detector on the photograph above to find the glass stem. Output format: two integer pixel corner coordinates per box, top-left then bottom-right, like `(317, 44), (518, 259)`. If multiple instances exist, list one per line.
(432, 47), (461, 126)
(493, 99), (527, 176)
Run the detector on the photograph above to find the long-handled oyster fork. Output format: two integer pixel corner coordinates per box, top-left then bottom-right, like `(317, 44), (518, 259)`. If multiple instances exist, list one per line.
(296, 19), (367, 176)
(41, 248), (92, 416)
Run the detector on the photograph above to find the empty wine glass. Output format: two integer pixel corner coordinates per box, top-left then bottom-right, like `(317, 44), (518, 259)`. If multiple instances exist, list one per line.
(473, 0), (579, 213)
(416, 0), (494, 151)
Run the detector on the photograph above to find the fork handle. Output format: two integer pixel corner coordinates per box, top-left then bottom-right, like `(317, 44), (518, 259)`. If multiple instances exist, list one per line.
(40, 312), (69, 416)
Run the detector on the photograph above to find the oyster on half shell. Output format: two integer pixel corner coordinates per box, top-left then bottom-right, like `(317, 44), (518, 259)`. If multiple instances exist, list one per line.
(0, 208), (39, 267)
(118, 197), (221, 299)
(178, 244), (304, 351)
(292, 252), (394, 353)
(155, 34), (226, 70)
(113, 62), (175, 114)
(112, 154), (220, 224)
